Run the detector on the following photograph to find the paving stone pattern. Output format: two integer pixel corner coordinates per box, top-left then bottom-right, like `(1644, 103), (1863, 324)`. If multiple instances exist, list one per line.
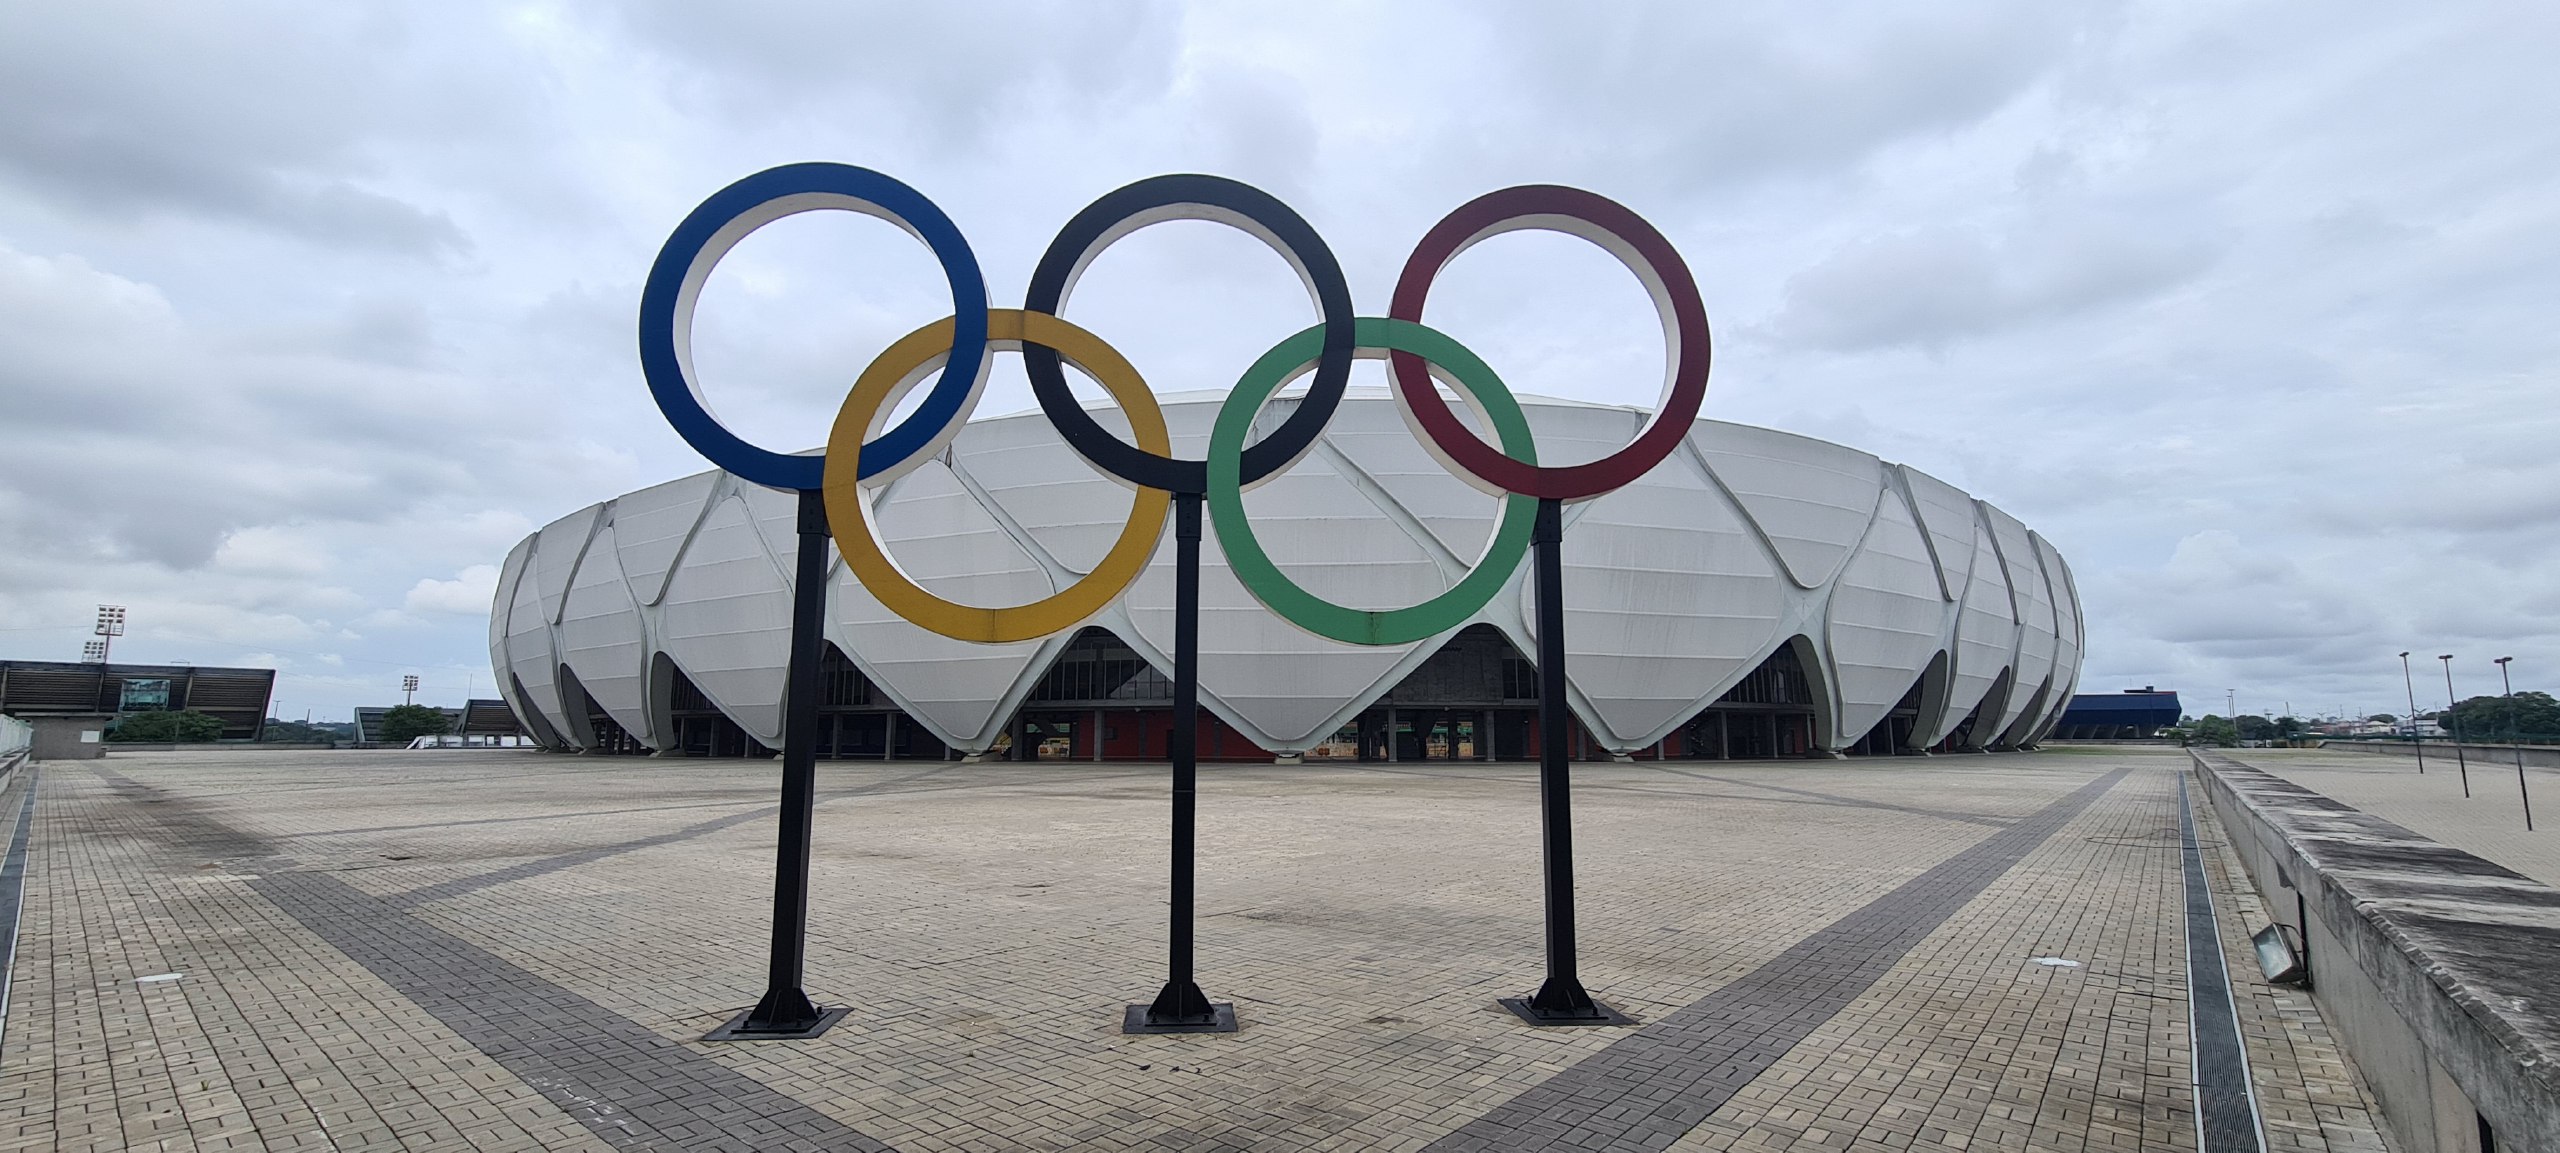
(2236, 748), (2560, 887)
(1424, 768), (2129, 1152)
(0, 747), (2389, 1151)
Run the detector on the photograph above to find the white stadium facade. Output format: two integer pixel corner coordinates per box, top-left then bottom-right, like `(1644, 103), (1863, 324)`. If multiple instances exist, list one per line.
(488, 390), (2084, 764)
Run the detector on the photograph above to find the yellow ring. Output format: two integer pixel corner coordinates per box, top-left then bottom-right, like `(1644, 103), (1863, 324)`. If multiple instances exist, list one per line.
(825, 309), (1172, 643)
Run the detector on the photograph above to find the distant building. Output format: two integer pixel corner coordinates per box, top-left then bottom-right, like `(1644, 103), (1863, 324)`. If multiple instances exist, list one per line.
(351, 700), (533, 747)
(2050, 687), (2183, 740)
(0, 659), (273, 740)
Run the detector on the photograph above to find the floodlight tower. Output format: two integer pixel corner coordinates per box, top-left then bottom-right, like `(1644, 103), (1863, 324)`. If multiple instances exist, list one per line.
(80, 640), (107, 663)
(93, 605), (125, 663)
(402, 674), (420, 706)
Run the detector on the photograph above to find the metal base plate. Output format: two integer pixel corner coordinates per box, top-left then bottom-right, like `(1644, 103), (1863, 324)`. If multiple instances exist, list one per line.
(702, 1005), (849, 1041)
(1498, 996), (1635, 1027)
(1122, 1002), (1238, 1034)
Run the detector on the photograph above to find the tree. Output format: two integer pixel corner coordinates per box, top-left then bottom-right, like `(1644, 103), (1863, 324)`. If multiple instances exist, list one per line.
(2441, 691), (2560, 742)
(378, 704), (453, 744)
(108, 710), (226, 743)
(260, 718), (336, 743)
(2235, 714), (2276, 742)
(2273, 715), (2306, 739)
(2186, 715), (2239, 748)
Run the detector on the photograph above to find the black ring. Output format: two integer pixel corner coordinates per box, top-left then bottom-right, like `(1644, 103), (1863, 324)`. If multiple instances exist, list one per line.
(1023, 174), (1356, 495)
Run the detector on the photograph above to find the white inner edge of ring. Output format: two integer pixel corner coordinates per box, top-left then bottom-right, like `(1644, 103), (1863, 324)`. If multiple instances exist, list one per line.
(1050, 202), (1335, 483)
(1388, 214), (1687, 501)
(673, 192), (942, 447)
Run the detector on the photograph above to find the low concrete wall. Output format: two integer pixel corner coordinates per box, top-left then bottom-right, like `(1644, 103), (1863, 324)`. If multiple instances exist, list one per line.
(2323, 739), (2560, 770)
(0, 716), (27, 785)
(25, 715), (110, 761)
(2193, 749), (2560, 1153)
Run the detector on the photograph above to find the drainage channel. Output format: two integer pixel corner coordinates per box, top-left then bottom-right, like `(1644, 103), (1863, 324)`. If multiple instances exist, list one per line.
(2179, 772), (2267, 1153)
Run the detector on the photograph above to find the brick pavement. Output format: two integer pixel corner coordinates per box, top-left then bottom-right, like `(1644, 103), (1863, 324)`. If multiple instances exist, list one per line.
(2233, 748), (2558, 886)
(0, 746), (2389, 1151)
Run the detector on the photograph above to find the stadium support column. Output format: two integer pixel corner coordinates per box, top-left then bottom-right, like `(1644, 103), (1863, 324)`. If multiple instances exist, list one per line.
(706, 488), (844, 1040)
(1502, 497), (1628, 1026)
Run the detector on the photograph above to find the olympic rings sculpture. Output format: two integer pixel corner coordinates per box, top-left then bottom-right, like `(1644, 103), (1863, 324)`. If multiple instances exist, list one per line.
(639, 164), (1710, 648)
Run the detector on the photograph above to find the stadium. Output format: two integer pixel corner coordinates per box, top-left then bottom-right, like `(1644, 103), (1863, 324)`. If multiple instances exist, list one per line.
(489, 391), (2083, 763)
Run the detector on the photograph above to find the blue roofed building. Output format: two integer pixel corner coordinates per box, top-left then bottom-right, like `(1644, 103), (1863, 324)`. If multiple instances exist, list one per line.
(2051, 687), (2183, 740)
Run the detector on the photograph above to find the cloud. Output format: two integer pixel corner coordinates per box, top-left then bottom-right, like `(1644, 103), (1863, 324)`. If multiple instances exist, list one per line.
(0, 0), (2555, 724)
(1768, 215), (2216, 352)
(404, 565), (501, 616)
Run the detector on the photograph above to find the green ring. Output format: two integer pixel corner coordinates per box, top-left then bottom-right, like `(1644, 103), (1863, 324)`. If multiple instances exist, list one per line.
(1209, 316), (1538, 646)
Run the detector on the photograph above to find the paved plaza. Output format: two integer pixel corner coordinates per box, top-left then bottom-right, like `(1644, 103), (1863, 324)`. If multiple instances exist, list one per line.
(0, 747), (2389, 1152)
(2230, 747), (2559, 887)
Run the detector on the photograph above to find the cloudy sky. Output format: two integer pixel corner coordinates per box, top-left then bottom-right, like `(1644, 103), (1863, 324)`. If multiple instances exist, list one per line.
(2, 1), (2554, 722)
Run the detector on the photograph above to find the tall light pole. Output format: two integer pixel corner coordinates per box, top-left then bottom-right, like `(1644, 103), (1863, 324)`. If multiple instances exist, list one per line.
(2399, 652), (2426, 774)
(402, 674), (420, 706)
(2496, 657), (2532, 831)
(2440, 654), (2470, 797)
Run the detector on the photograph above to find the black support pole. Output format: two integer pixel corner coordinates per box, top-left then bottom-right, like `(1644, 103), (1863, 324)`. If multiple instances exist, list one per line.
(1128, 492), (1234, 1032)
(2444, 658), (2471, 798)
(706, 487), (845, 1040)
(1501, 498), (1628, 1026)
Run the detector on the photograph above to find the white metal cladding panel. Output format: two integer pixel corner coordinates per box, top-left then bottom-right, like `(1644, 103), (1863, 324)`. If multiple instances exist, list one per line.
(1522, 404), (1651, 494)
(833, 460), (1057, 746)
(1123, 452), (1434, 748)
(503, 547), (575, 742)
(655, 494), (792, 745)
(2034, 534), (2082, 735)
(2035, 545), (2087, 741)
(954, 405), (1145, 575)
(1921, 527), (2017, 747)
(557, 522), (653, 744)
(612, 471), (719, 606)
(1896, 465), (1976, 602)
(1321, 389), (1507, 564)
(531, 505), (600, 626)
(1531, 449), (1790, 747)
(739, 479), (811, 578)
(488, 536), (529, 682)
(488, 537), (535, 733)
(1826, 487), (1944, 749)
(1692, 421), (1884, 591)
(1982, 505), (2053, 742)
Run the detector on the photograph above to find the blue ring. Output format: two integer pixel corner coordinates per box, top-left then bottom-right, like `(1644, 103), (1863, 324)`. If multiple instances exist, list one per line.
(638, 163), (989, 490)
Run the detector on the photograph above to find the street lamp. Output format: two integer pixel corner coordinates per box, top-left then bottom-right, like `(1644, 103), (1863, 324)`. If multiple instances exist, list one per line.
(2440, 655), (2470, 798)
(2496, 657), (2532, 831)
(2399, 652), (2426, 774)
(402, 674), (420, 706)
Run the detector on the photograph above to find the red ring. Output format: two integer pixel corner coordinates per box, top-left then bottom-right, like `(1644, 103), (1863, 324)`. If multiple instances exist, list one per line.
(1387, 185), (1711, 502)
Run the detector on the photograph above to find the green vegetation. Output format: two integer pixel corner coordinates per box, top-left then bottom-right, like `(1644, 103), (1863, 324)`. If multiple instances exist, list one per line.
(2184, 715), (2239, 747)
(377, 704), (453, 744)
(259, 718), (338, 743)
(108, 710), (226, 743)
(2439, 691), (2560, 742)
